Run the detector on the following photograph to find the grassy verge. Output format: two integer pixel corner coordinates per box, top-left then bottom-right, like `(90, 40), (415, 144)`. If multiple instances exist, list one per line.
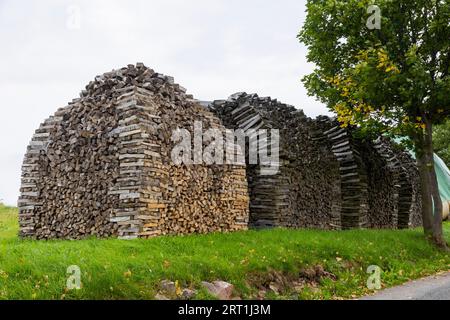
(0, 204), (449, 300)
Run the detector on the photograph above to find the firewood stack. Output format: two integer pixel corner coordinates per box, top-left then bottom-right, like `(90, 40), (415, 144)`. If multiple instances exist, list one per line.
(212, 92), (422, 230)
(18, 64), (249, 240)
(212, 93), (345, 229)
(362, 137), (422, 229)
(386, 141), (422, 228)
(361, 139), (400, 228)
(18, 66), (423, 239)
(319, 119), (370, 229)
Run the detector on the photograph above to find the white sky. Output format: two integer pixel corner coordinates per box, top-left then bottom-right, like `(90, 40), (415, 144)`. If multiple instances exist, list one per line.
(0, 0), (328, 205)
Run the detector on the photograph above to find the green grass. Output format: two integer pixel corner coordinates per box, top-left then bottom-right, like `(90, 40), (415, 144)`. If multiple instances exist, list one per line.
(0, 204), (449, 300)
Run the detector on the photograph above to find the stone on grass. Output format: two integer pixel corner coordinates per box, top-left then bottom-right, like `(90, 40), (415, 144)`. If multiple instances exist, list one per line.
(155, 293), (170, 300)
(160, 280), (176, 295)
(181, 289), (197, 300)
(201, 281), (234, 300)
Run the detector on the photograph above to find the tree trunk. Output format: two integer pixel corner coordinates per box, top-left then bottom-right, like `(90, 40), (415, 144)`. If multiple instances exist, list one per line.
(415, 119), (447, 248)
(416, 153), (434, 236)
(414, 132), (433, 236)
(424, 120), (446, 248)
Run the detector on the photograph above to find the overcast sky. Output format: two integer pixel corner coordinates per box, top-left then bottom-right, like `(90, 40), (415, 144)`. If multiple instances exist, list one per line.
(0, 0), (328, 205)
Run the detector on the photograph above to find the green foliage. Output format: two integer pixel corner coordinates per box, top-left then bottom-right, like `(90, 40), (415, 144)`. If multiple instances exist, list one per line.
(0, 206), (449, 300)
(298, 0), (450, 139)
(434, 119), (450, 167)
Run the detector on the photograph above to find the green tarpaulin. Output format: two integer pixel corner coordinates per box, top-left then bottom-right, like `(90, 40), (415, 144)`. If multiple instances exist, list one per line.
(393, 137), (449, 206)
(434, 154), (450, 204)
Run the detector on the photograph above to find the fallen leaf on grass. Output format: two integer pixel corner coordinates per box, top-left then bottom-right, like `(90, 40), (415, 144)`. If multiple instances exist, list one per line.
(175, 280), (182, 296)
(124, 270), (132, 278)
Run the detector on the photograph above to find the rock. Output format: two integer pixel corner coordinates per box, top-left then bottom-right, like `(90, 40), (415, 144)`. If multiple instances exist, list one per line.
(155, 293), (170, 300)
(314, 265), (325, 277)
(160, 280), (176, 295)
(257, 290), (267, 299)
(269, 282), (281, 294)
(292, 281), (304, 293)
(201, 281), (234, 300)
(300, 268), (317, 281)
(180, 289), (197, 300)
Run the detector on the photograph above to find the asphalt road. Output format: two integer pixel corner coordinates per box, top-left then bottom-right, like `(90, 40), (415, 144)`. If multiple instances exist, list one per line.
(361, 272), (450, 300)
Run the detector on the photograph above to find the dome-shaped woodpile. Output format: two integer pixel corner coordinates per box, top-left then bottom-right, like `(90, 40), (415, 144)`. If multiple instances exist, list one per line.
(18, 64), (249, 239)
(212, 93), (422, 230)
(212, 93), (343, 229)
(18, 66), (422, 240)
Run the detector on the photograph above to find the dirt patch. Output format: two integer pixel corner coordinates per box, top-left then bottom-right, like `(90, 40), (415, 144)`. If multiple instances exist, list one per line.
(247, 265), (337, 299)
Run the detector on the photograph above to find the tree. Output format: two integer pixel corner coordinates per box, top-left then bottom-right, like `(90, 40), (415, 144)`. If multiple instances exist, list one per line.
(298, 0), (450, 247)
(434, 119), (450, 167)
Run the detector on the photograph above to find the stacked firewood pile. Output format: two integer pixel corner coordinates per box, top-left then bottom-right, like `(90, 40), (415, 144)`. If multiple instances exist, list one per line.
(388, 141), (422, 228)
(212, 92), (421, 230)
(361, 140), (400, 228)
(212, 93), (344, 229)
(19, 66), (423, 239)
(18, 64), (249, 239)
(318, 119), (370, 229)
(363, 137), (423, 229)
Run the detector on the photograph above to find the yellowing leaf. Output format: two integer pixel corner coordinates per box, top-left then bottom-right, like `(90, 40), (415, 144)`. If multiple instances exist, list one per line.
(175, 281), (182, 296)
(124, 270), (132, 278)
